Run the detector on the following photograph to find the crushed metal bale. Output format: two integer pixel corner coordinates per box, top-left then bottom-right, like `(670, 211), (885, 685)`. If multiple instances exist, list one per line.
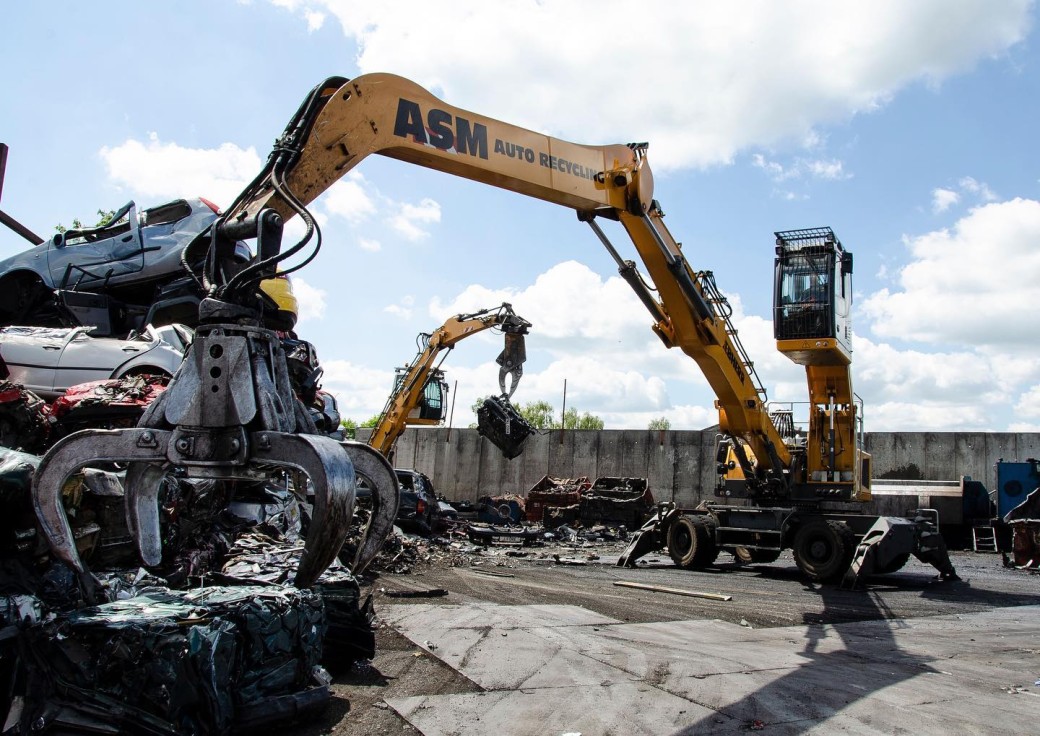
(16, 585), (329, 734)
(0, 444), (376, 735)
(525, 475), (590, 523)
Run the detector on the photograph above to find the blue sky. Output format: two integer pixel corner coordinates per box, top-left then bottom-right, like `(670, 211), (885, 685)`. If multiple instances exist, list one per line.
(2, 1), (1038, 432)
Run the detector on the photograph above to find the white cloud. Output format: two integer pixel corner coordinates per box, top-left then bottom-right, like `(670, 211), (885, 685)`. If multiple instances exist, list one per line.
(805, 159), (849, 180)
(357, 237), (381, 252)
(753, 154), (849, 183)
(931, 188), (960, 213)
(268, 1), (1031, 169)
(958, 176), (998, 202)
(384, 295), (415, 319)
(931, 177), (998, 214)
(854, 336), (1016, 414)
(751, 154), (791, 180)
(522, 356), (671, 414)
(430, 260), (651, 350)
(863, 197), (1040, 347)
(1014, 384), (1040, 420)
(304, 10), (325, 31)
(862, 401), (991, 432)
(290, 276), (327, 323)
(318, 359), (394, 419)
(282, 208), (328, 250)
(388, 198), (441, 241)
(99, 133), (261, 209)
(323, 173), (377, 224)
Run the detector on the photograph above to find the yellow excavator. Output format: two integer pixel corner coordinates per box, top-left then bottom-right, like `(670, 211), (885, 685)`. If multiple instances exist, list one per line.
(366, 302), (531, 461)
(32, 73), (955, 591)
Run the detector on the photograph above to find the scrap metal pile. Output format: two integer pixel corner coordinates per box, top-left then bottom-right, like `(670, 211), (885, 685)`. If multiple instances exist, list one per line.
(0, 433), (376, 733)
(461, 475), (653, 548)
(1004, 487), (1040, 570)
(0, 182), (391, 731)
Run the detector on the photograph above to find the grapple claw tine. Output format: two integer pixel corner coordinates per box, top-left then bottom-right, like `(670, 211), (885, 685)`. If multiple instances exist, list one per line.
(251, 432), (356, 588)
(32, 429), (169, 602)
(340, 440), (399, 575)
(125, 462), (169, 567)
(499, 365), (523, 398)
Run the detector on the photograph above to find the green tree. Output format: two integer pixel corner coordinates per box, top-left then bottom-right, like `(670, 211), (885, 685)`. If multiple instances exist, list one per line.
(519, 400), (556, 429)
(469, 398), (604, 430)
(55, 208), (117, 234)
(561, 407), (604, 430)
(340, 414), (381, 439)
(648, 417), (671, 430)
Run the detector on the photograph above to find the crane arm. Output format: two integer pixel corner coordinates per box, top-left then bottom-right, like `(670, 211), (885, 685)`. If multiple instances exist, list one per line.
(223, 74), (652, 226)
(366, 303), (531, 458)
(222, 73), (787, 477)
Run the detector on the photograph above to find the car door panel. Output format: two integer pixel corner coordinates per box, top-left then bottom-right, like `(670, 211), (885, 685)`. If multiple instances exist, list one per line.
(55, 331), (156, 392)
(0, 327), (71, 397)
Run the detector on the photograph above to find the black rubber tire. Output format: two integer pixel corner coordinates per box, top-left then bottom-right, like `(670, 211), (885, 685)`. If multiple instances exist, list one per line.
(733, 546), (782, 565)
(792, 519), (856, 583)
(667, 515), (719, 569)
(875, 552), (911, 575)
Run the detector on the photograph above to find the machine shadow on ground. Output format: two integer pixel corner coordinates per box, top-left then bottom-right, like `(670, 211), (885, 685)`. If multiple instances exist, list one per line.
(668, 566), (1040, 733)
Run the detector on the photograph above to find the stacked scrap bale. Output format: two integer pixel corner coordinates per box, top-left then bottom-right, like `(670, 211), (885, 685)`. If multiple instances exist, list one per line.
(578, 477), (654, 530)
(525, 475), (590, 528)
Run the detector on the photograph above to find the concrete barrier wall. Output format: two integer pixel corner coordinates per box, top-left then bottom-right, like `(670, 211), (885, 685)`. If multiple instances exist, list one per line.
(865, 432), (1040, 482)
(359, 428), (1040, 506)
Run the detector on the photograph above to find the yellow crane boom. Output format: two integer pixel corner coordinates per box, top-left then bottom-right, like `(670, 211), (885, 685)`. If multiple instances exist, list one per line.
(366, 303), (530, 458)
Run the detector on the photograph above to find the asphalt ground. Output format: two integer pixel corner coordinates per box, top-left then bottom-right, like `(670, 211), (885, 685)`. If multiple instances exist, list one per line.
(300, 546), (1040, 735)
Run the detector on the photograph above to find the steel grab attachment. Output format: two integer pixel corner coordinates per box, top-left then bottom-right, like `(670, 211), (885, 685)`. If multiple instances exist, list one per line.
(339, 440), (400, 575)
(32, 427), (357, 599)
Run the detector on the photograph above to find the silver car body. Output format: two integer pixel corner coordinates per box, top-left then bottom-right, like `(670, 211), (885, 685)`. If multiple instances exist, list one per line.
(0, 198), (252, 330)
(0, 199), (221, 291)
(0, 323), (190, 399)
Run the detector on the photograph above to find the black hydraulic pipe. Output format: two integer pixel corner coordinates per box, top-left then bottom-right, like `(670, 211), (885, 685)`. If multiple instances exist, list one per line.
(583, 217), (668, 325)
(639, 214), (714, 323)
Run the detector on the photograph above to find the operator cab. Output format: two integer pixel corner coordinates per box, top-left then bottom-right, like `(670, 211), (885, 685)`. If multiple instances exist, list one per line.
(773, 227), (853, 365)
(395, 366), (449, 422)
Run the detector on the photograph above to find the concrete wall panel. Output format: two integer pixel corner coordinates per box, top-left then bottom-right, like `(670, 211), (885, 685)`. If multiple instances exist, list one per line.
(671, 430), (707, 508)
(569, 432), (600, 481)
(352, 428), (1040, 505)
(446, 429), (484, 499)
(595, 431), (623, 478)
(546, 431), (577, 481)
(1016, 433), (1040, 460)
(617, 431), (652, 481)
(516, 431), (550, 490)
(645, 432), (678, 503)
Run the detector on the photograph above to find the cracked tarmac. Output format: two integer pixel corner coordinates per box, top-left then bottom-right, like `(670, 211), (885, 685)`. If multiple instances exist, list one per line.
(301, 548), (1040, 735)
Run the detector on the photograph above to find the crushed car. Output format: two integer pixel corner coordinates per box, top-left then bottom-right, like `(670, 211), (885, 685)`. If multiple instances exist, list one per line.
(355, 468), (439, 537)
(0, 323), (190, 400)
(0, 198), (298, 333)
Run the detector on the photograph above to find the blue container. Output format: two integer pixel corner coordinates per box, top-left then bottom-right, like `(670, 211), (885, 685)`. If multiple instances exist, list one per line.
(995, 460), (1040, 518)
